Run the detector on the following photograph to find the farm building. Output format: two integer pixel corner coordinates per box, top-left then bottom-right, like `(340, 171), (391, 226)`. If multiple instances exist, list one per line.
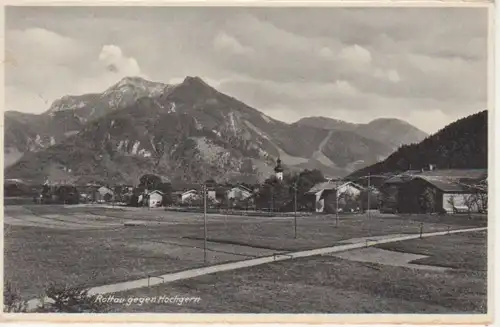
(147, 190), (164, 207)
(305, 180), (364, 213)
(380, 169), (487, 214)
(95, 186), (114, 203)
(41, 184), (80, 204)
(4, 179), (32, 197)
(226, 185), (253, 201)
(174, 189), (199, 204)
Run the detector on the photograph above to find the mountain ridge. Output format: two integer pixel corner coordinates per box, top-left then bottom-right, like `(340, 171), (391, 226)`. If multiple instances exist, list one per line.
(296, 116), (428, 149)
(5, 76), (430, 184)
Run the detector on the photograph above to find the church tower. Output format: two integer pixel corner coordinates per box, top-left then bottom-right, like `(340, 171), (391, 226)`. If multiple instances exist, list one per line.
(274, 157), (284, 181)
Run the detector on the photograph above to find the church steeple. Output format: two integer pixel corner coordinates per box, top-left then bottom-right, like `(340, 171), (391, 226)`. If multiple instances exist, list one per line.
(274, 157), (284, 181)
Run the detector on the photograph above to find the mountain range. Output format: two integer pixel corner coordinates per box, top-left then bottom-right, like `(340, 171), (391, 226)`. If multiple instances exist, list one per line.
(4, 76), (428, 185)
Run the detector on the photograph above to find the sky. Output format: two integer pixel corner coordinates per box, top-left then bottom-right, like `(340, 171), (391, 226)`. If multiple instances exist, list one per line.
(4, 6), (489, 134)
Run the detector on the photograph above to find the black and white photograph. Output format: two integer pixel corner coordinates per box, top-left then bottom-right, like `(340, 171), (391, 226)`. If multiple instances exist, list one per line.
(2, 3), (492, 321)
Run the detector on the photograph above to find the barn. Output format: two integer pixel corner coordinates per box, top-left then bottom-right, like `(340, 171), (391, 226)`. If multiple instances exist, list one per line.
(306, 180), (363, 213)
(380, 169), (487, 214)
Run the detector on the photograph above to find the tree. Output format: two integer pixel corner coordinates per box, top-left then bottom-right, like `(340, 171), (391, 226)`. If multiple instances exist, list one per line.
(341, 191), (360, 212)
(139, 174), (162, 190)
(204, 179), (216, 187)
(477, 192), (488, 213)
(156, 182), (173, 205)
(447, 195), (456, 213)
(419, 186), (437, 213)
(464, 180), (488, 214)
(380, 185), (398, 213)
(255, 176), (290, 212)
(360, 187), (379, 211)
(103, 193), (113, 203)
(462, 194), (475, 218)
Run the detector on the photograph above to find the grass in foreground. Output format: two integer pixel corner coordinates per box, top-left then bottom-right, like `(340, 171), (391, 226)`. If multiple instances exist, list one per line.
(4, 205), (486, 300)
(375, 230), (487, 270)
(109, 231), (487, 313)
(4, 225), (209, 299)
(110, 256), (486, 313)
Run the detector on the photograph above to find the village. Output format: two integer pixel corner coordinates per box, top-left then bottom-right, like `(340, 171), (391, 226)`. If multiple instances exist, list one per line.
(5, 158), (488, 217)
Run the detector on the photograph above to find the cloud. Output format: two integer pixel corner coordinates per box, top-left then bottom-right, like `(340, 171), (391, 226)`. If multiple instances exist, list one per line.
(374, 68), (401, 83)
(74, 45), (148, 94)
(4, 7), (488, 134)
(337, 44), (372, 66)
(6, 27), (84, 64)
(98, 44), (142, 76)
(213, 31), (253, 55)
(5, 27), (147, 111)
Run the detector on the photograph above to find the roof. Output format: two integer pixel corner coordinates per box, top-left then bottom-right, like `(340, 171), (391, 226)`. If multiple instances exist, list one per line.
(384, 169), (487, 185)
(4, 179), (26, 185)
(98, 186), (114, 194)
(418, 169), (487, 179)
(148, 190), (164, 195)
(171, 183), (201, 192)
(384, 170), (422, 184)
(229, 185), (252, 192)
(415, 175), (486, 193)
(306, 181), (361, 194)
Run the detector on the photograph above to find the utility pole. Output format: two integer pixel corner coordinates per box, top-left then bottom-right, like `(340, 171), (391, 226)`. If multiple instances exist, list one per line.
(203, 183), (208, 264)
(270, 186), (274, 215)
(293, 180), (298, 238)
(367, 172), (371, 217)
(367, 172), (371, 236)
(336, 190), (339, 228)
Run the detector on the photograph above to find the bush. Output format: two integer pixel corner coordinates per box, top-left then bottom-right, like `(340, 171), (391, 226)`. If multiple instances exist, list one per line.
(4, 282), (111, 313)
(4, 282), (28, 313)
(36, 284), (111, 313)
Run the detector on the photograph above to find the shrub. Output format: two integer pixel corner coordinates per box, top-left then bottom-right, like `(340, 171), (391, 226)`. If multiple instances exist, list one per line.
(36, 284), (111, 313)
(4, 281), (111, 313)
(3, 282), (28, 313)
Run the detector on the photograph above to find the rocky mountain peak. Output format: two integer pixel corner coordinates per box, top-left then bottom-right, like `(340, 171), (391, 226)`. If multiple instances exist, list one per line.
(104, 76), (167, 96)
(182, 76), (209, 86)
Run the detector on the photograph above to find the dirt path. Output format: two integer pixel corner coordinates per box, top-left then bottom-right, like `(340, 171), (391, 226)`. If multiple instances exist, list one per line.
(312, 130), (335, 167)
(26, 226), (486, 311)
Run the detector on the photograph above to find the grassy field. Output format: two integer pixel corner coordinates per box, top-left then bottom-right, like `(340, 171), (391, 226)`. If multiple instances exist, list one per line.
(375, 230), (487, 270)
(110, 231), (487, 313)
(3, 204), (487, 301)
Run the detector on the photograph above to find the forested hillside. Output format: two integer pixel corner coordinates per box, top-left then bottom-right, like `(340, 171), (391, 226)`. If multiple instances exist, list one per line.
(348, 110), (488, 178)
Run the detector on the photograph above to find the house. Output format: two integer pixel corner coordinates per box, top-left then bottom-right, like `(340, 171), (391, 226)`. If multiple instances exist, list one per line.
(173, 189), (199, 204)
(306, 181), (363, 213)
(41, 184), (80, 204)
(95, 186), (114, 203)
(226, 185), (253, 201)
(223, 185), (255, 209)
(207, 190), (217, 202)
(380, 169), (487, 214)
(147, 190), (164, 207)
(4, 179), (31, 197)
